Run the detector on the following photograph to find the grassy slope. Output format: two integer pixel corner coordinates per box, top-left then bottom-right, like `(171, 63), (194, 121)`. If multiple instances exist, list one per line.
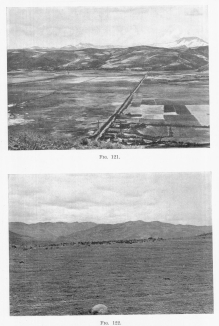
(58, 221), (212, 242)
(9, 236), (213, 315)
(9, 231), (34, 244)
(9, 222), (97, 242)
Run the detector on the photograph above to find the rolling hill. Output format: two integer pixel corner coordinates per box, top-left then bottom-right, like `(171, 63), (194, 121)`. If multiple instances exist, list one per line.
(58, 221), (212, 242)
(7, 42), (208, 72)
(9, 231), (34, 244)
(9, 222), (96, 242)
(9, 221), (212, 244)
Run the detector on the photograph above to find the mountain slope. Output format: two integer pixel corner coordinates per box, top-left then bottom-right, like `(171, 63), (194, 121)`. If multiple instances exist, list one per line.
(9, 221), (212, 243)
(9, 222), (96, 241)
(9, 231), (34, 244)
(7, 44), (208, 72)
(58, 221), (212, 242)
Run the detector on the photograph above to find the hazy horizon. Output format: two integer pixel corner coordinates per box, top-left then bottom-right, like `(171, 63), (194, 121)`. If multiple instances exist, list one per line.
(9, 220), (212, 227)
(8, 173), (211, 226)
(7, 6), (208, 49)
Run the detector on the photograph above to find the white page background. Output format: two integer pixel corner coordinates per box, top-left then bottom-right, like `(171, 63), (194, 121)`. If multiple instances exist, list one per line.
(0, 0), (219, 325)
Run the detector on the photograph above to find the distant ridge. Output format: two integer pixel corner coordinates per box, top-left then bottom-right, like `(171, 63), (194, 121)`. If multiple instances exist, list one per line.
(9, 221), (212, 244)
(20, 37), (208, 51)
(60, 43), (125, 50)
(58, 220), (212, 242)
(9, 231), (34, 244)
(9, 222), (96, 241)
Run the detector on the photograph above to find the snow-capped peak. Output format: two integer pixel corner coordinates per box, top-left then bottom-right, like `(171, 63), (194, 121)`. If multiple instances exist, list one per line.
(152, 37), (208, 49)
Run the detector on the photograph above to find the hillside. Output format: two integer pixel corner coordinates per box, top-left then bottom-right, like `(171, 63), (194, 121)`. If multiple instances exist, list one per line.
(7, 44), (208, 72)
(9, 221), (212, 243)
(9, 222), (96, 241)
(58, 221), (212, 242)
(9, 231), (34, 244)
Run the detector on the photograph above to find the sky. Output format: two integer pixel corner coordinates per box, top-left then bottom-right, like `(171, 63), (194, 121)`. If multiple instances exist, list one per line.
(7, 6), (208, 49)
(8, 173), (211, 226)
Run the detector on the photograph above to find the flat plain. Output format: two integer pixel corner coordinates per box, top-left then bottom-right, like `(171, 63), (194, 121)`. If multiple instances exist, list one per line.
(8, 70), (142, 142)
(8, 69), (209, 148)
(10, 235), (213, 315)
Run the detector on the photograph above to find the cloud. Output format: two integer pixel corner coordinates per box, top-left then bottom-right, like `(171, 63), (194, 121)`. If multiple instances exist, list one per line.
(8, 173), (211, 226)
(7, 6), (208, 49)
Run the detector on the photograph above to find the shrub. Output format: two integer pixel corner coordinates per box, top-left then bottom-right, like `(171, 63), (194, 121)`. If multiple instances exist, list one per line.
(8, 131), (141, 150)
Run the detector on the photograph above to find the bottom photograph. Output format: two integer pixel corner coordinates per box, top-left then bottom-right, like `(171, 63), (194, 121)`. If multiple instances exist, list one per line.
(8, 173), (213, 315)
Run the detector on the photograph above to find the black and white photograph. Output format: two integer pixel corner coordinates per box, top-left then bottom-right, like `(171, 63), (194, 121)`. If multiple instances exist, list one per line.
(9, 173), (213, 315)
(1, 1), (219, 325)
(7, 6), (209, 150)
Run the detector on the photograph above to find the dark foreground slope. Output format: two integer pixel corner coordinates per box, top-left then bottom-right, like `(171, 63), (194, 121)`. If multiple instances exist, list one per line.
(7, 45), (208, 72)
(9, 235), (213, 315)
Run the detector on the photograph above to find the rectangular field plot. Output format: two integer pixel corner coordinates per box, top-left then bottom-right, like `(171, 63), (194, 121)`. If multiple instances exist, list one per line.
(124, 107), (143, 116)
(186, 105), (210, 126)
(124, 105), (164, 118)
(142, 114), (164, 120)
(141, 98), (157, 105)
(171, 127), (210, 144)
(164, 114), (201, 126)
(163, 112), (177, 115)
(140, 105), (164, 115)
(164, 105), (176, 113)
(174, 104), (193, 115)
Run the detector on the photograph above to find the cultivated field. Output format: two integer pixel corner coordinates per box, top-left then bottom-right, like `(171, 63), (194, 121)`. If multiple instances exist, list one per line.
(101, 71), (209, 146)
(9, 235), (213, 315)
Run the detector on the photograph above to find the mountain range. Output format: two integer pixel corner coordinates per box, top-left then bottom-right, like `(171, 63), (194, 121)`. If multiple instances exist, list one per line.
(19, 37), (208, 51)
(9, 221), (212, 244)
(60, 43), (122, 50)
(152, 37), (208, 49)
(7, 37), (208, 72)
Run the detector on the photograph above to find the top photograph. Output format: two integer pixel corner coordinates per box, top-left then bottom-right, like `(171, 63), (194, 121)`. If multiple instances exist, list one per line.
(7, 6), (209, 150)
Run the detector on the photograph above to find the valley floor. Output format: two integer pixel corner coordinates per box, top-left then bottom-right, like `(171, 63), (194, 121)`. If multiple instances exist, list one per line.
(8, 69), (209, 150)
(9, 235), (213, 315)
